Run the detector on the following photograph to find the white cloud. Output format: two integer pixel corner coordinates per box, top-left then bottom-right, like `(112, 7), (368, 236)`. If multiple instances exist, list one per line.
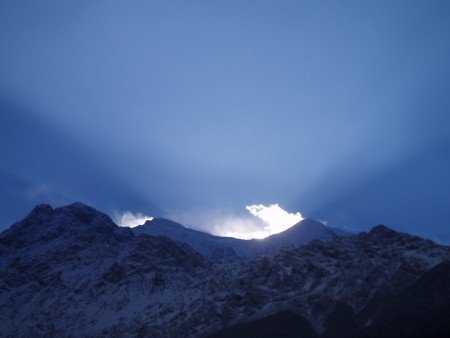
(165, 203), (303, 240)
(245, 203), (303, 237)
(113, 211), (153, 228)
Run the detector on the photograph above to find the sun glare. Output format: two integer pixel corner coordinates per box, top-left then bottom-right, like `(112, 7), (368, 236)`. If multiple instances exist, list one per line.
(245, 203), (303, 238)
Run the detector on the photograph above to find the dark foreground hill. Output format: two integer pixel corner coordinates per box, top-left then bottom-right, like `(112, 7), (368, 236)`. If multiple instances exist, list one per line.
(353, 262), (450, 338)
(209, 310), (318, 338)
(0, 203), (449, 337)
(209, 263), (450, 338)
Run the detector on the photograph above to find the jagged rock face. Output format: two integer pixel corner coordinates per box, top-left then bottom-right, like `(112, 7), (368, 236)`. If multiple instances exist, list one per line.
(0, 203), (205, 337)
(0, 203), (132, 250)
(0, 203), (449, 337)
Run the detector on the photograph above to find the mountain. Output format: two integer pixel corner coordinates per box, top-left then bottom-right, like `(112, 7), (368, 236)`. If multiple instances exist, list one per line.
(352, 262), (450, 337)
(133, 218), (245, 262)
(208, 310), (318, 338)
(1, 202), (449, 337)
(257, 218), (347, 249)
(133, 218), (349, 261)
(209, 263), (450, 338)
(0, 203), (205, 337)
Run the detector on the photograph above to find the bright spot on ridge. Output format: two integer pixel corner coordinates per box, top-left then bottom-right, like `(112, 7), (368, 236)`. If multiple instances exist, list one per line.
(245, 203), (303, 238)
(115, 211), (153, 228)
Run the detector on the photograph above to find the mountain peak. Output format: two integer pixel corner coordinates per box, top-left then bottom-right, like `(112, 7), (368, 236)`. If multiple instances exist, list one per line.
(27, 203), (54, 217)
(31, 203), (53, 212)
(273, 218), (332, 237)
(58, 202), (102, 214)
(13, 204), (55, 228)
(67, 201), (93, 209)
(296, 218), (328, 227)
(22, 202), (104, 226)
(1, 202), (132, 249)
(142, 218), (186, 230)
(256, 218), (337, 251)
(49, 203), (120, 232)
(369, 224), (397, 236)
(18, 202), (118, 233)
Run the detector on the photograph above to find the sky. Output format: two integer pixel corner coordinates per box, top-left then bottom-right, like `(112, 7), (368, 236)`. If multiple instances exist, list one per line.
(0, 1), (449, 241)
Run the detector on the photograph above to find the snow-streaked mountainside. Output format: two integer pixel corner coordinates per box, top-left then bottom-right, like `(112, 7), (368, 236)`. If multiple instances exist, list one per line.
(133, 218), (349, 261)
(133, 218), (244, 262)
(1, 203), (449, 337)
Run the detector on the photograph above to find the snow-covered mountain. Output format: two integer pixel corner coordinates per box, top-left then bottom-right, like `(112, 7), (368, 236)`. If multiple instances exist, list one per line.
(133, 217), (349, 261)
(1, 202), (449, 337)
(133, 218), (245, 262)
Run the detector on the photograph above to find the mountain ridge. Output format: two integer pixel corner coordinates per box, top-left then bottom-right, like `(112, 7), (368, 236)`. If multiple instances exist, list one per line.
(134, 216), (350, 261)
(1, 202), (449, 337)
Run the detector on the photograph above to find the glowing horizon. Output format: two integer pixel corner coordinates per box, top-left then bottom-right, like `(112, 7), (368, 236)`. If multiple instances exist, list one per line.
(115, 204), (303, 239)
(209, 204), (304, 239)
(244, 203), (303, 238)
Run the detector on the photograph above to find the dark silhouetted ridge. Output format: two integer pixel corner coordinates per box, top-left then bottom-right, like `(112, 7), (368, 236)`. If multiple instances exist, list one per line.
(368, 224), (398, 238)
(24, 203), (54, 221)
(208, 310), (318, 338)
(351, 262), (450, 338)
(142, 218), (186, 230)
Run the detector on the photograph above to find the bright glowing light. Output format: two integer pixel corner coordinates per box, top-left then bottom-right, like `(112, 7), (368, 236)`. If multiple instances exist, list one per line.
(209, 216), (269, 240)
(114, 211), (153, 228)
(151, 204), (303, 239)
(245, 203), (303, 237)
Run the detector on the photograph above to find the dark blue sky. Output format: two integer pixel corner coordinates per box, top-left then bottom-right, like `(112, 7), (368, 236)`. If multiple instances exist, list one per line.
(1, 1), (449, 241)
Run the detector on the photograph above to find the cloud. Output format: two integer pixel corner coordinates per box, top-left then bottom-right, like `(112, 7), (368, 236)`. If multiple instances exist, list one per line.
(113, 211), (153, 228)
(246, 203), (303, 235)
(165, 203), (303, 240)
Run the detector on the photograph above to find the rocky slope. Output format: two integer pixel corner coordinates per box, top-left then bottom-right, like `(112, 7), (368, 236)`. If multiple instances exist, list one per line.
(133, 218), (244, 262)
(209, 262), (450, 338)
(0, 203), (206, 337)
(0, 203), (449, 337)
